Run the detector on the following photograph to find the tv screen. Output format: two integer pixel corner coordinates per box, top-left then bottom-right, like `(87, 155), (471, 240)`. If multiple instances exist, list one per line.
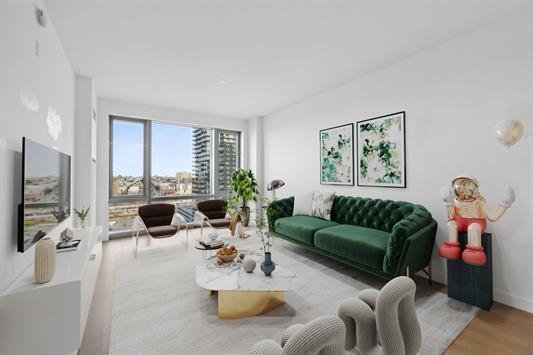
(18, 138), (71, 252)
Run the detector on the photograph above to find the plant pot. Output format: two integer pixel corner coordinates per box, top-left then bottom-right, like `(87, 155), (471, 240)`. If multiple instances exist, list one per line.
(240, 206), (251, 227)
(261, 252), (276, 276)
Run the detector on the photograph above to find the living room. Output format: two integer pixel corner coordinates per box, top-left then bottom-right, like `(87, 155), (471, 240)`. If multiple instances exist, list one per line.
(1, 1), (532, 354)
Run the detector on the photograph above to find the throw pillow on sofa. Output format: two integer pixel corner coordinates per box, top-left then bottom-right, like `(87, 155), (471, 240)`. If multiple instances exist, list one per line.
(292, 192), (313, 216)
(311, 191), (336, 220)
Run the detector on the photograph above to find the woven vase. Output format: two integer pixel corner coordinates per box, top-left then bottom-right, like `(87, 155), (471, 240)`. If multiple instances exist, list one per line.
(34, 237), (56, 283)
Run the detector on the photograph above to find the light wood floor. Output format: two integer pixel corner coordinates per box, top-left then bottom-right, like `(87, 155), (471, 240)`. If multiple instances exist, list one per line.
(79, 237), (533, 355)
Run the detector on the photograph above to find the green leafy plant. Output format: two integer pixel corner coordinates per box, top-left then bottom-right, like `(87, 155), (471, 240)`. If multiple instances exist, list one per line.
(50, 207), (70, 222)
(255, 196), (278, 253)
(228, 169), (260, 226)
(228, 169), (260, 209)
(74, 207), (90, 227)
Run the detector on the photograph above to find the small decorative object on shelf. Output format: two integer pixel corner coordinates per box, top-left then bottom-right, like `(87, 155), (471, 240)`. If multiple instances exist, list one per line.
(56, 239), (81, 253)
(74, 207), (90, 228)
(35, 237), (56, 283)
(261, 252), (276, 276)
(60, 228), (73, 243)
(243, 258), (256, 273)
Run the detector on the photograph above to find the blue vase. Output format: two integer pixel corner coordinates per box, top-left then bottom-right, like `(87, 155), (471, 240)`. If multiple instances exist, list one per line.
(261, 252), (276, 276)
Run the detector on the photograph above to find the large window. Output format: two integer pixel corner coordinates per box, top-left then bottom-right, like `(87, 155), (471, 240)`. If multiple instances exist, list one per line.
(108, 116), (240, 234)
(111, 119), (145, 197)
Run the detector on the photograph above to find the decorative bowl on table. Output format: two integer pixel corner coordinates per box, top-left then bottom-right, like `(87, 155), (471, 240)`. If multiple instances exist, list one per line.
(216, 245), (238, 263)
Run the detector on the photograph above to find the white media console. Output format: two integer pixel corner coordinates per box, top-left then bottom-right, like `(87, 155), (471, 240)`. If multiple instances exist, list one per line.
(0, 226), (103, 355)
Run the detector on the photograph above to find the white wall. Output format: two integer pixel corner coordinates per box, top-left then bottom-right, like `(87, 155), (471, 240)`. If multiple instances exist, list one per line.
(96, 98), (248, 238)
(263, 12), (533, 312)
(247, 117), (265, 192)
(0, 1), (75, 291)
(74, 75), (97, 227)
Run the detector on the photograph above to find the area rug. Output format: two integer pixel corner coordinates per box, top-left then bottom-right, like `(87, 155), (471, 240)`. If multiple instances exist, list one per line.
(109, 235), (478, 355)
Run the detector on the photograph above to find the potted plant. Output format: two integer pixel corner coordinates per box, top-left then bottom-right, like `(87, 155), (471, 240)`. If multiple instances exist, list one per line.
(228, 169), (259, 226)
(255, 212), (275, 276)
(74, 207), (90, 228)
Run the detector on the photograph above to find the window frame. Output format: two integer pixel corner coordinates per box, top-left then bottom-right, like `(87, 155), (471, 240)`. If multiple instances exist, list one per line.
(108, 115), (241, 236)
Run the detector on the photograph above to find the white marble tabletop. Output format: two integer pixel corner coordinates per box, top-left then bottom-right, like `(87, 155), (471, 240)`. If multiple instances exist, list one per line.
(195, 241), (301, 292)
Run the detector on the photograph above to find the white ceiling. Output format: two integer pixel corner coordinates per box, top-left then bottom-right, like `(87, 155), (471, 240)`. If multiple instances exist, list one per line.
(44, 1), (522, 119)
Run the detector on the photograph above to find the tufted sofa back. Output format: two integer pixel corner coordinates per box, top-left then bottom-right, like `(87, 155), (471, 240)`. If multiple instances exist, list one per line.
(331, 196), (428, 233)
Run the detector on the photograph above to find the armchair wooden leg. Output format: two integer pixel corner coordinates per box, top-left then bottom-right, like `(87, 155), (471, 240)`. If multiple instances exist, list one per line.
(406, 265), (411, 278)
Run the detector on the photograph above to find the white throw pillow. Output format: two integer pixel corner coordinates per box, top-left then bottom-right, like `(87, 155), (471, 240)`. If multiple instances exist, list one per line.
(292, 192), (313, 216)
(310, 191), (336, 220)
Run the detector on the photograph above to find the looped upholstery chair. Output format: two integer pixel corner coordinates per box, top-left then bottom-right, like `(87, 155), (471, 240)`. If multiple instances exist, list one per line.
(132, 203), (187, 256)
(249, 315), (346, 355)
(338, 276), (421, 355)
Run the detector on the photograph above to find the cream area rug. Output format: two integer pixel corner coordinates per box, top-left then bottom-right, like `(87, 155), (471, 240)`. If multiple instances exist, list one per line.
(109, 232), (478, 355)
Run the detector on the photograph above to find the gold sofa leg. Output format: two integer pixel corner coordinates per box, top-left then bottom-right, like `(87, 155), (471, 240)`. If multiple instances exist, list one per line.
(406, 265), (410, 278)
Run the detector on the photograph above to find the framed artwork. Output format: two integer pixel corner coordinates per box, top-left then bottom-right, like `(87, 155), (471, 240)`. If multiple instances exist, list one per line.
(320, 123), (354, 185)
(357, 111), (406, 188)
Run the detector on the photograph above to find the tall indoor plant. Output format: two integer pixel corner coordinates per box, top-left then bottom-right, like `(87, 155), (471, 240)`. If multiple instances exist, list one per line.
(228, 169), (259, 226)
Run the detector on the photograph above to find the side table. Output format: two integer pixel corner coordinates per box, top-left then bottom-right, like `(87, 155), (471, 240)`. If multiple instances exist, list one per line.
(447, 232), (493, 310)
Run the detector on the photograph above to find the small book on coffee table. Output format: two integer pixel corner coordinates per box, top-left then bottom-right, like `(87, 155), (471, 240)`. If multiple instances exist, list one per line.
(199, 240), (224, 248)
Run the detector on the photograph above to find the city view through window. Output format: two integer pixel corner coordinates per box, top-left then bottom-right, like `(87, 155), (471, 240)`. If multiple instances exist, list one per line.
(109, 118), (239, 233)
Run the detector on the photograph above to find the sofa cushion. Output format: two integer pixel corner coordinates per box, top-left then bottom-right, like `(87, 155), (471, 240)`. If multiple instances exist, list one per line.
(311, 191), (336, 220)
(147, 225), (178, 238)
(314, 224), (390, 270)
(274, 216), (338, 245)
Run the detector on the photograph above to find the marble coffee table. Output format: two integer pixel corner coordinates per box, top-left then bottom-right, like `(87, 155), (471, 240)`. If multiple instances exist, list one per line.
(196, 248), (300, 319)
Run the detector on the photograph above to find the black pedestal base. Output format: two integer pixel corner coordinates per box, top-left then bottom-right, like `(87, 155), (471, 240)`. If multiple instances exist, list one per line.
(447, 232), (493, 311)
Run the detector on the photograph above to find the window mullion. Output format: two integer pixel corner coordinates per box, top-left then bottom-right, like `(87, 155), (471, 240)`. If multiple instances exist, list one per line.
(145, 120), (152, 204)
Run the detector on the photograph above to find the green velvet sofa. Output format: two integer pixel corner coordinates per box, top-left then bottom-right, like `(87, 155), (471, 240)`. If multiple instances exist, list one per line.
(267, 195), (437, 280)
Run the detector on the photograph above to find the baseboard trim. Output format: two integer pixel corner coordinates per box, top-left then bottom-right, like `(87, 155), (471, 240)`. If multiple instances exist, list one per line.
(416, 267), (533, 314)
(493, 289), (533, 314)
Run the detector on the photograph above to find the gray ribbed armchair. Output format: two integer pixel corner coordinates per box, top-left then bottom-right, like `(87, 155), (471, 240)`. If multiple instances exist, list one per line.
(249, 316), (346, 355)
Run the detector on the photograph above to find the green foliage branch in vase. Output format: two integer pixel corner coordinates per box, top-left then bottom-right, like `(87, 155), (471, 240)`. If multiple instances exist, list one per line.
(228, 169), (260, 226)
(74, 207), (90, 228)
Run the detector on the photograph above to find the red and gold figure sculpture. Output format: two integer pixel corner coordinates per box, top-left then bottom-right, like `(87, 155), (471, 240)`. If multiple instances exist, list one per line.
(439, 176), (515, 266)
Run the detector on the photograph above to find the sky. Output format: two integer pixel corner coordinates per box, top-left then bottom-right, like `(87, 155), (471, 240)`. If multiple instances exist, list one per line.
(112, 120), (193, 177)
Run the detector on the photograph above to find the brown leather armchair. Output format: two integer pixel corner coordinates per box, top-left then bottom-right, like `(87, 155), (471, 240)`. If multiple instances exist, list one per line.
(132, 203), (187, 256)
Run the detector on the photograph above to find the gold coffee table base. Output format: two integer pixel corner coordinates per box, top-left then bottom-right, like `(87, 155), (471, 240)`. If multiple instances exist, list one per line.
(217, 290), (285, 319)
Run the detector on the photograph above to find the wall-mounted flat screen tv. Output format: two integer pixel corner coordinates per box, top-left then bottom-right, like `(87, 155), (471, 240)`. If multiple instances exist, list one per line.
(18, 138), (71, 252)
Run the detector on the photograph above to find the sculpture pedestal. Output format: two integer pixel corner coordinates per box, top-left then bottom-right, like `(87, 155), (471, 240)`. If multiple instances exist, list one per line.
(447, 232), (493, 310)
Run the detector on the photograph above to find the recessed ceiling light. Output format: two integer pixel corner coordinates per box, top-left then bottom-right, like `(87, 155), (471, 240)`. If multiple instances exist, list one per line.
(217, 79), (228, 85)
